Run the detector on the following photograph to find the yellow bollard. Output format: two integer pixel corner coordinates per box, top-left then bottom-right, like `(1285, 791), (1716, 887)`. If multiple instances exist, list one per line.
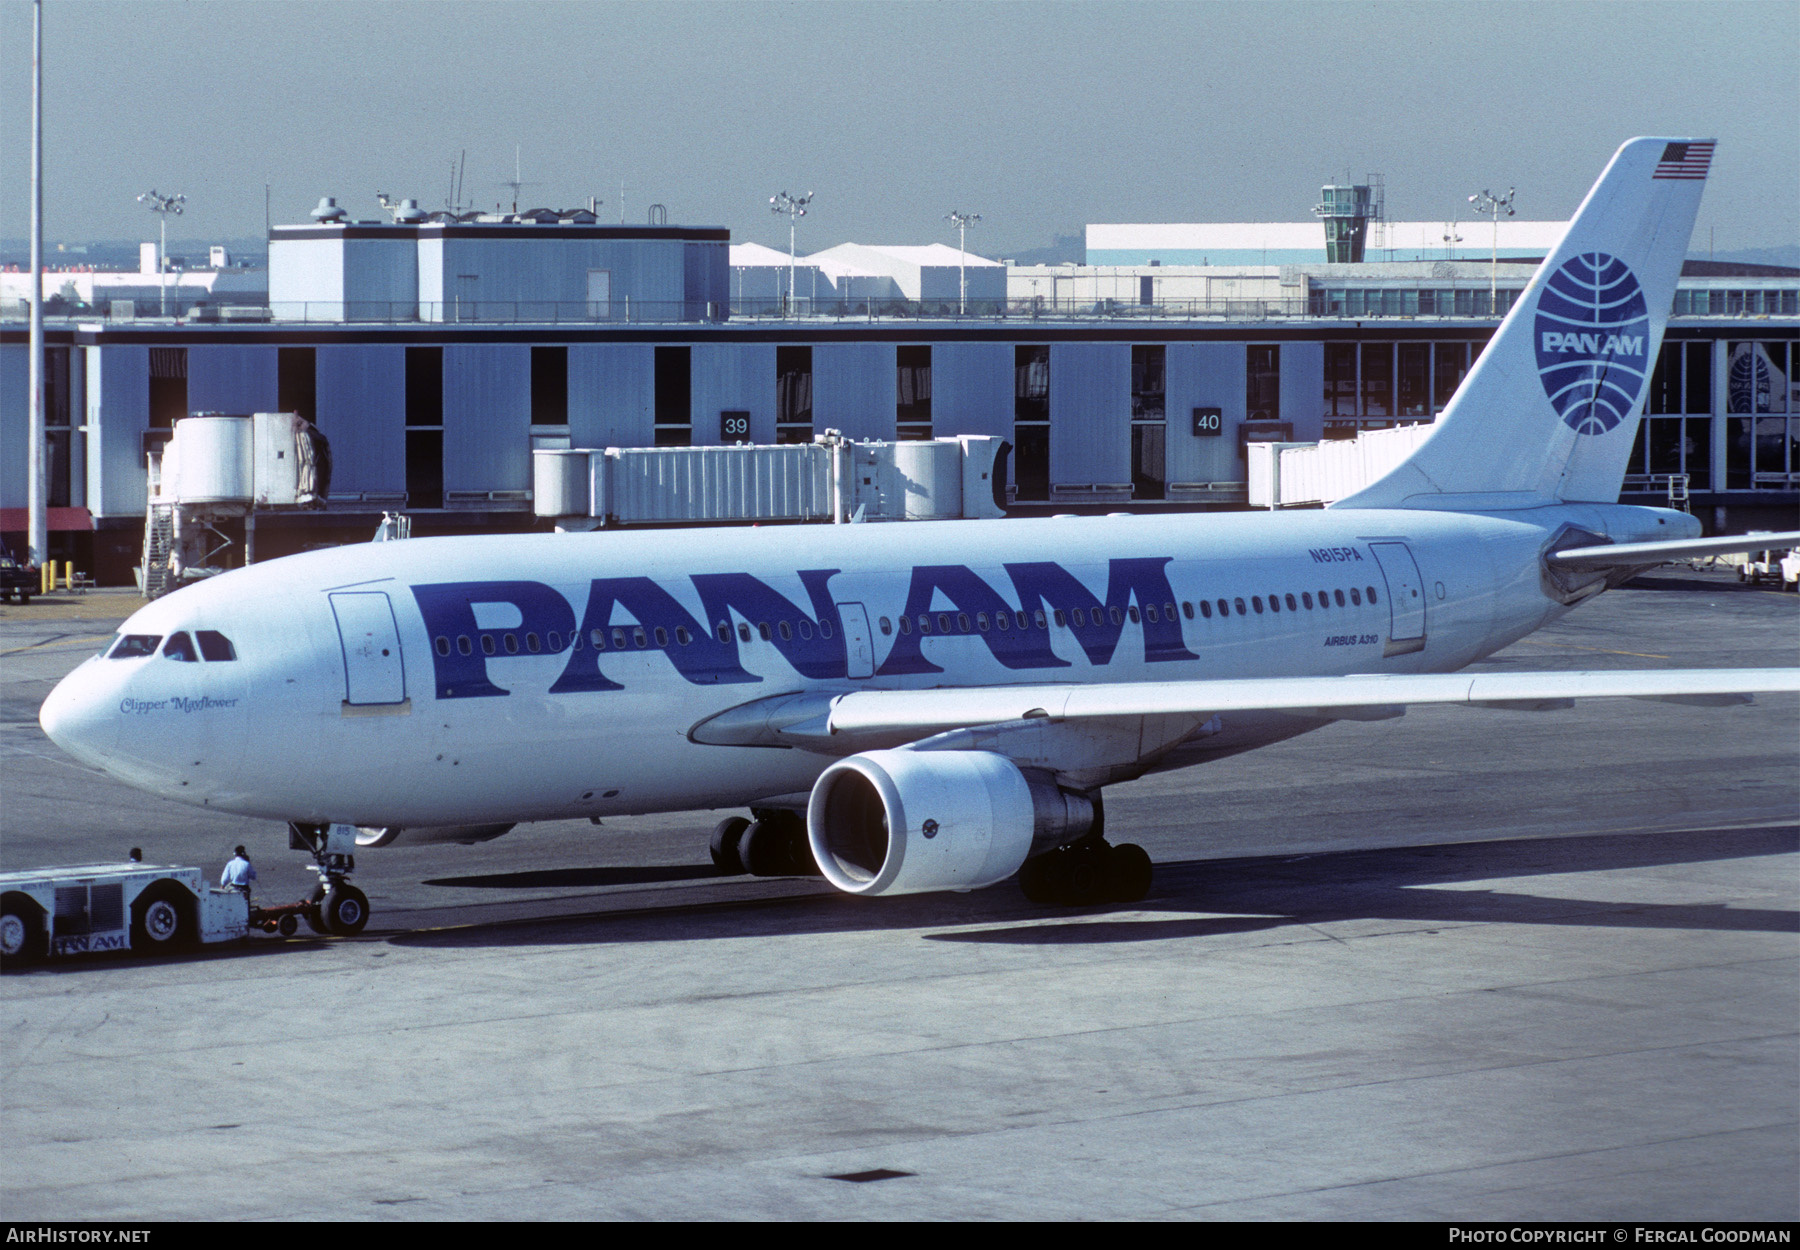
(41, 562), (53, 595)
(62, 561), (74, 590)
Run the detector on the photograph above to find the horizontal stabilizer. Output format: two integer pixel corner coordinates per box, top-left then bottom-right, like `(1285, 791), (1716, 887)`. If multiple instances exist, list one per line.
(1548, 531), (1800, 571)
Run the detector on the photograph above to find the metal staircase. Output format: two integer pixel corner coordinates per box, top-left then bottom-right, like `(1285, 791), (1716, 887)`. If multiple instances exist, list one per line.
(141, 503), (174, 600)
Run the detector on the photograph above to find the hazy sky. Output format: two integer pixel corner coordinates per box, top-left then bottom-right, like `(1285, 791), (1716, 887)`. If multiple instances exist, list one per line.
(2, 0), (1795, 256)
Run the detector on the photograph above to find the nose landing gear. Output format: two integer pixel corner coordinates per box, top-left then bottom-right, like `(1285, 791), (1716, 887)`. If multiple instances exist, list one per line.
(288, 823), (371, 936)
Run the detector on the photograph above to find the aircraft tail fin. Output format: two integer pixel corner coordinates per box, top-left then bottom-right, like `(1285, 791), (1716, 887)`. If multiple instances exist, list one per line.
(1333, 137), (1713, 511)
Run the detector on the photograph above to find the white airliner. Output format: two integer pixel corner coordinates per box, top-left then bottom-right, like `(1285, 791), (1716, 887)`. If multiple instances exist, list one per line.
(37, 137), (1800, 933)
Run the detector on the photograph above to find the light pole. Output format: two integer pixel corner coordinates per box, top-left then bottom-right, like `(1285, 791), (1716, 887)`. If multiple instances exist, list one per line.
(945, 211), (981, 315)
(27, 0), (45, 567)
(138, 190), (186, 315)
(769, 191), (812, 314)
(1467, 187), (1514, 314)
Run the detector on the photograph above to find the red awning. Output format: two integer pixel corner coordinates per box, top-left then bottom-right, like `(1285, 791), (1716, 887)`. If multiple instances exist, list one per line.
(0, 507), (94, 532)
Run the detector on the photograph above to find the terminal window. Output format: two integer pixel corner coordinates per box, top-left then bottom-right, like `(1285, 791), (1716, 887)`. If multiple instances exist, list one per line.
(897, 345), (932, 440)
(45, 347), (73, 507)
(1397, 344), (1429, 417)
(149, 348), (187, 429)
(1132, 346), (1167, 501)
(1360, 343), (1391, 419)
(1132, 345), (1166, 422)
(1247, 345), (1279, 423)
(1014, 345), (1050, 501)
(278, 348), (315, 426)
(405, 347), (443, 510)
(532, 347), (569, 427)
(776, 346), (813, 444)
(1725, 341), (1796, 490)
(1434, 343), (1470, 412)
(1646, 341), (1712, 416)
(655, 346), (692, 447)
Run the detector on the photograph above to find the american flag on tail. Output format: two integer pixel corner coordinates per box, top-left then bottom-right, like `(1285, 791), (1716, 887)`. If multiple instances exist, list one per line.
(1653, 142), (1714, 180)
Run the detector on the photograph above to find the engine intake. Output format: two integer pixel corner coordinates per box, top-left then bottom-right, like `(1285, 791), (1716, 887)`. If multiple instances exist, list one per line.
(807, 749), (1097, 896)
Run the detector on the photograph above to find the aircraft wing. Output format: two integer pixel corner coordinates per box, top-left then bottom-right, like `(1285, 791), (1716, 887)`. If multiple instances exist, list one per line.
(824, 668), (1800, 740)
(1547, 531), (1800, 571)
(692, 668), (1800, 756)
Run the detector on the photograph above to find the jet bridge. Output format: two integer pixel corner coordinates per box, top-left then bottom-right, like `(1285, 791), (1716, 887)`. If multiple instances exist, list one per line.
(532, 432), (1009, 529)
(141, 412), (329, 598)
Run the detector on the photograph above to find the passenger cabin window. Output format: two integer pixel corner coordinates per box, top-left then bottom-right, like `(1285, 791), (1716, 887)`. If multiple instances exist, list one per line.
(163, 632), (198, 662)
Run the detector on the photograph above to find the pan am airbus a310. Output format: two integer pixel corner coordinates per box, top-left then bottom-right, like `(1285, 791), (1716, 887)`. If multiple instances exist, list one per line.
(35, 137), (1800, 935)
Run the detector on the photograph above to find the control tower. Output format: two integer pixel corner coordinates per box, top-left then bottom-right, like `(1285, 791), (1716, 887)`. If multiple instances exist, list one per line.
(1313, 176), (1384, 263)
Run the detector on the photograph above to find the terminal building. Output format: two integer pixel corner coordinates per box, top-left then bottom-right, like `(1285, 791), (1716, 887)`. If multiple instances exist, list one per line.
(2, 183), (1795, 585)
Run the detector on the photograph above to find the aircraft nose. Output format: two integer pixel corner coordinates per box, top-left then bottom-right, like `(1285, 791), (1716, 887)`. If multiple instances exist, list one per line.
(39, 663), (119, 768)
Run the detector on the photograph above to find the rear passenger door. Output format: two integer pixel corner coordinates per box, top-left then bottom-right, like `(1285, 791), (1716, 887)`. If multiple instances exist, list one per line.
(1369, 542), (1426, 656)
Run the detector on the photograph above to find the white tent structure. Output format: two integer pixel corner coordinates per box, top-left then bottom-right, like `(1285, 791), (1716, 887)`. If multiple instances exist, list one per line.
(809, 242), (1004, 303)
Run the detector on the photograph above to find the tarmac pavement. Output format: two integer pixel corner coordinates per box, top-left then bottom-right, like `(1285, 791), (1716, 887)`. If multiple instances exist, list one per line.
(0, 571), (1793, 1220)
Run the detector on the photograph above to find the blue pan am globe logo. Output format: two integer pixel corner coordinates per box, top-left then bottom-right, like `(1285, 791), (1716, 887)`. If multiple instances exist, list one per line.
(1534, 251), (1651, 435)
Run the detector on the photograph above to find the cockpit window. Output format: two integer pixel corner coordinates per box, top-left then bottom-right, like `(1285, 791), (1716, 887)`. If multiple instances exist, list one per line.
(108, 634), (162, 659)
(162, 632), (199, 662)
(196, 630), (237, 662)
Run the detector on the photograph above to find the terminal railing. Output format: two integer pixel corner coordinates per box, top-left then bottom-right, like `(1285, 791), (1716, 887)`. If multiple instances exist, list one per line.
(3, 288), (1796, 325)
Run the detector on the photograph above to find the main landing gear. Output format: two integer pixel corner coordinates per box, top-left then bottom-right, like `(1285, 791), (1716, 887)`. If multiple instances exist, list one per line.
(710, 809), (821, 878)
(287, 823), (371, 936)
(1017, 838), (1154, 906)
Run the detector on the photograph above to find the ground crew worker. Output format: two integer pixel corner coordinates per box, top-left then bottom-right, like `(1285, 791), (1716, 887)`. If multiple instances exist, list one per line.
(222, 846), (257, 896)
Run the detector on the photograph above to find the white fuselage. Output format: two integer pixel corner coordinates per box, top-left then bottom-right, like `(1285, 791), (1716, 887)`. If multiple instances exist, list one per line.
(39, 502), (1694, 830)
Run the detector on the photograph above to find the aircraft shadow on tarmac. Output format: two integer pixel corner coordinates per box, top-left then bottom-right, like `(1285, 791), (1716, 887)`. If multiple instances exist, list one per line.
(388, 823), (1798, 951)
(1620, 571), (1779, 594)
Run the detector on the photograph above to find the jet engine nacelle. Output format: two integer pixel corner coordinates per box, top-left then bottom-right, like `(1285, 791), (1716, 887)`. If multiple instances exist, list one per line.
(807, 749), (1097, 896)
(354, 823), (516, 848)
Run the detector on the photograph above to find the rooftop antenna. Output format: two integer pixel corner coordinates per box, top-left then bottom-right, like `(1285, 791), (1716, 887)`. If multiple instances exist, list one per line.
(1442, 220), (1463, 262)
(499, 145), (541, 214)
(445, 150), (469, 214)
